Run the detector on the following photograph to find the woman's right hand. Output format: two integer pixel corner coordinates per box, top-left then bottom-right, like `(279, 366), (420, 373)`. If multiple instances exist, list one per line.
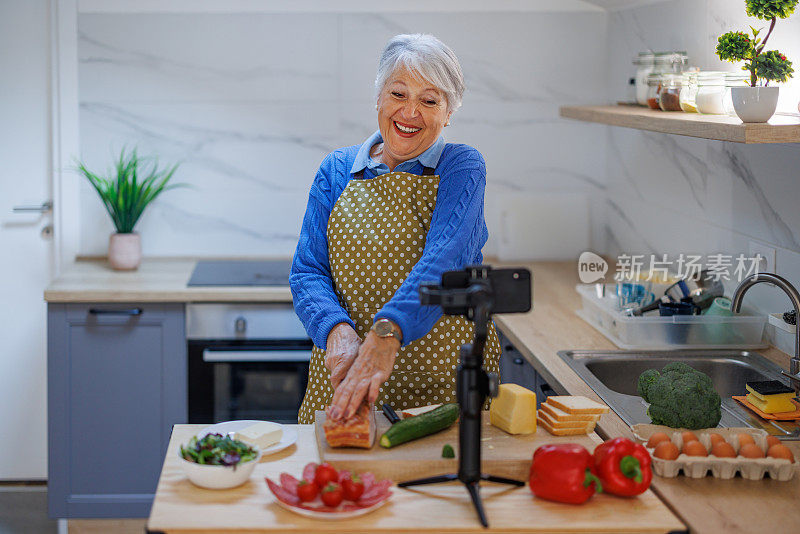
(325, 323), (362, 389)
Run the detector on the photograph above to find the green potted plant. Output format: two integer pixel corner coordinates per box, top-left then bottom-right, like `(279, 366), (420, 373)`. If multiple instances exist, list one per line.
(716, 0), (796, 122)
(76, 148), (182, 270)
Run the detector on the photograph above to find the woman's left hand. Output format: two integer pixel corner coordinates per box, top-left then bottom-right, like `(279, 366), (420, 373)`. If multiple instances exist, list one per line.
(328, 331), (399, 420)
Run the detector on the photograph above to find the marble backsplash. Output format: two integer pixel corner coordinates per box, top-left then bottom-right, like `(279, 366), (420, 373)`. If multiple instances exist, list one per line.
(604, 0), (800, 353)
(77, 9), (608, 260)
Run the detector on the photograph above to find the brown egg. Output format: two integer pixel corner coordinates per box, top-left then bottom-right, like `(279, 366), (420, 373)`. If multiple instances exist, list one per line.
(767, 444), (795, 462)
(708, 433), (725, 446)
(681, 431), (699, 444)
(647, 432), (671, 448)
(653, 441), (680, 460)
(766, 436), (782, 449)
(739, 443), (765, 459)
(737, 433), (756, 447)
(683, 440), (708, 457)
(710, 441), (736, 458)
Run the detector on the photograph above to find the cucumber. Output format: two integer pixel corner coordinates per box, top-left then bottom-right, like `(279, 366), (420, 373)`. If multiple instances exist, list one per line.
(379, 403), (459, 448)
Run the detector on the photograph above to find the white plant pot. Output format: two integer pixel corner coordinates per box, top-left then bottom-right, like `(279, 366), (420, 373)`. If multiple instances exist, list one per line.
(108, 232), (141, 270)
(731, 86), (779, 123)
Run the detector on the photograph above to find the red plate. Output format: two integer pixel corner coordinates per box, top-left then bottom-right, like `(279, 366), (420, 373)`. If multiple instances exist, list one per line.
(265, 463), (393, 519)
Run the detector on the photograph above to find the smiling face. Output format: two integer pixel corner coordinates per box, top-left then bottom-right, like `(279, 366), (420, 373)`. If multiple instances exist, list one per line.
(375, 67), (451, 171)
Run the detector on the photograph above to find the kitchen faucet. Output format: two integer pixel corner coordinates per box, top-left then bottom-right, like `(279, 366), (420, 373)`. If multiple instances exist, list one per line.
(731, 273), (800, 395)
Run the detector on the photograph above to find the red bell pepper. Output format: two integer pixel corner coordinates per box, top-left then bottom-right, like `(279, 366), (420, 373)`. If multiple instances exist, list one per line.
(528, 443), (602, 504)
(593, 437), (652, 497)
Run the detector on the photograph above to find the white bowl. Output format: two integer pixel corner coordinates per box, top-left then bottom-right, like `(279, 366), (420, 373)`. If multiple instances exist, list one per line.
(178, 446), (262, 489)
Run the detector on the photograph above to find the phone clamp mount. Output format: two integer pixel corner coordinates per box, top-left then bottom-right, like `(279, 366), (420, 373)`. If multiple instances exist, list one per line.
(397, 264), (532, 528)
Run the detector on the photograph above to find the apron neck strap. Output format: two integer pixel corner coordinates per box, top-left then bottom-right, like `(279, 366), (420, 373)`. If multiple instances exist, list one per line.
(353, 166), (435, 180)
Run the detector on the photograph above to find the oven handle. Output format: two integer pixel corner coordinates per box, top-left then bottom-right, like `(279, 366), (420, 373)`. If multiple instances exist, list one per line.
(202, 349), (312, 363)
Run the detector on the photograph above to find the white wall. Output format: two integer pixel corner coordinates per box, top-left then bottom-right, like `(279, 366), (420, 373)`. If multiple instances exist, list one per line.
(75, 7), (609, 261)
(602, 0), (800, 353)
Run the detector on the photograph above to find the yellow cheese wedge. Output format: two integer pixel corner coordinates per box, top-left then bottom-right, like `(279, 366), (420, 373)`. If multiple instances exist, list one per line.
(490, 383), (537, 434)
(746, 393), (796, 414)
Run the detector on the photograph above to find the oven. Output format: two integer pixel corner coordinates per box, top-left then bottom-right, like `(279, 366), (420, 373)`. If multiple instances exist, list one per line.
(187, 303), (312, 424)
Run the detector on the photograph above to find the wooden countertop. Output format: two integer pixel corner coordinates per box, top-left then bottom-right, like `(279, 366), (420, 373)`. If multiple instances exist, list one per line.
(493, 261), (800, 534)
(44, 258), (293, 303)
(147, 424), (684, 534)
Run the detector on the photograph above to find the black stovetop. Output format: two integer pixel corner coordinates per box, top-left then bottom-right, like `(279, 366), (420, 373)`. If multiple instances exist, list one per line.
(187, 260), (292, 287)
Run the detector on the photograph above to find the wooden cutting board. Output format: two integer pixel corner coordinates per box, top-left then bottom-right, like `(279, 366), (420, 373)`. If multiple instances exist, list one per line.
(315, 410), (602, 482)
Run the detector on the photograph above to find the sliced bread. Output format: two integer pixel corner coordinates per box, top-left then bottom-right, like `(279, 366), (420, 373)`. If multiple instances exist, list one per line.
(537, 409), (592, 429)
(539, 416), (595, 436)
(546, 396), (609, 415)
(541, 402), (601, 422)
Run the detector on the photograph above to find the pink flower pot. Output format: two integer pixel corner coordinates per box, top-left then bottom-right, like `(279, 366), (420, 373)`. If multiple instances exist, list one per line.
(108, 233), (141, 270)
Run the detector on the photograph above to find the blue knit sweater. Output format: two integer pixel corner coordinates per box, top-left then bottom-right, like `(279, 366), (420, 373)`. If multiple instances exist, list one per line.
(290, 137), (489, 350)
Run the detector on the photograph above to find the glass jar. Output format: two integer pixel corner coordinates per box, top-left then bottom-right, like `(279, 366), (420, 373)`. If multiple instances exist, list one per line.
(655, 51), (689, 74)
(646, 74), (662, 110)
(659, 74), (683, 111)
(633, 52), (655, 106)
(695, 72), (727, 114)
(679, 71), (699, 112)
(723, 72), (749, 115)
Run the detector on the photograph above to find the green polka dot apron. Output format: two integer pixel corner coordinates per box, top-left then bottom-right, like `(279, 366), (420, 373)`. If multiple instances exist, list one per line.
(297, 166), (502, 424)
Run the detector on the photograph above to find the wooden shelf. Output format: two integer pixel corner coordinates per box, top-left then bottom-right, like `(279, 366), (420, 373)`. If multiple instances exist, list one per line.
(560, 104), (800, 144)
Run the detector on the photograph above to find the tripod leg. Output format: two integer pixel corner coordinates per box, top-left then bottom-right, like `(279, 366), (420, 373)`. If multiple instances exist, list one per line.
(465, 481), (488, 528)
(481, 474), (525, 486)
(397, 473), (458, 488)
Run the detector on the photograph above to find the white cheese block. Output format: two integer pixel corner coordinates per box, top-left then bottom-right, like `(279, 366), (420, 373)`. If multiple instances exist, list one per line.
(234, 421), (283, 449)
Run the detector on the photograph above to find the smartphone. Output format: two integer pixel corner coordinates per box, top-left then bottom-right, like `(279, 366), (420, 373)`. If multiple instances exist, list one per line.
(419, 265), (532, 316)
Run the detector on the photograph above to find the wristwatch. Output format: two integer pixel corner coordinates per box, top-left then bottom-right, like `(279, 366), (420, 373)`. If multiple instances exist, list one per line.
(371, 318), (402, 344)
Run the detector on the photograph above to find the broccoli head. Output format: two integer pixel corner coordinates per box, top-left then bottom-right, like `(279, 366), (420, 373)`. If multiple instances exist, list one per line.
(637, 362), (721, 430)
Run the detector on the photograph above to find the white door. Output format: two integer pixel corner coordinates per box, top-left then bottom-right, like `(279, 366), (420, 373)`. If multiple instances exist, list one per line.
(0, 0), (54, 479)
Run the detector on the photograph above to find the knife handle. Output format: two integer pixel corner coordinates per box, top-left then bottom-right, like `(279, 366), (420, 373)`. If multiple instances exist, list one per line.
(382, 403), (400, 424)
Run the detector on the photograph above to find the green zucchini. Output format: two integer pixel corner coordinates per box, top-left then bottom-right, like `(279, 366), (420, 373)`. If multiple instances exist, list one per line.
(379, 403), (459, 448)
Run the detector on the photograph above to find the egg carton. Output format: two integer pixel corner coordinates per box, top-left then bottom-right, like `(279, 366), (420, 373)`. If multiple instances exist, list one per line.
(632, 424), (798, 481)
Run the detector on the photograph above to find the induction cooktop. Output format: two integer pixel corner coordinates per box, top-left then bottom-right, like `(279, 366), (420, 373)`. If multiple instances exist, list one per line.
(187, 260), (292, 287)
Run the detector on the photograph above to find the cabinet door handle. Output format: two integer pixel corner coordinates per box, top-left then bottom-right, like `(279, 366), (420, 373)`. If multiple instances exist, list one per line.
(88, 307), (143, 316)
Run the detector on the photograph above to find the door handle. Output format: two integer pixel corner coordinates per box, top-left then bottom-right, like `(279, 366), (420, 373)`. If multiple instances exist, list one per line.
(13, 201), (52, 213)
(88, 308), (143, 316)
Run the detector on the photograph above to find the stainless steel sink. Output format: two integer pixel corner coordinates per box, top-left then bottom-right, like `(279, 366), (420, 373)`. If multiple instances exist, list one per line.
(558, 350), (800, 439)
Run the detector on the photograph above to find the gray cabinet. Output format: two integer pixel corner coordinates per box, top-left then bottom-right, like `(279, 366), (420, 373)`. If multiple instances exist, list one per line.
(498, 332), (554, 407)
(47, 303), (186, 518)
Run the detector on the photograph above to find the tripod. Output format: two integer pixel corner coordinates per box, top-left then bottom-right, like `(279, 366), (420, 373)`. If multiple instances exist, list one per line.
(398, 271), (527, 528)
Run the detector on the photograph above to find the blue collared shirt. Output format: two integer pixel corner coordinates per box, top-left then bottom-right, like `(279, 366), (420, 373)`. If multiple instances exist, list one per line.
(350, 130), (446, 177)
(290, 132), (489, 349)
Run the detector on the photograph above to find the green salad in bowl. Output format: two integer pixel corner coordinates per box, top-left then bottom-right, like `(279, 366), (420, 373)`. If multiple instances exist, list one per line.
(179, 433), (262, 489)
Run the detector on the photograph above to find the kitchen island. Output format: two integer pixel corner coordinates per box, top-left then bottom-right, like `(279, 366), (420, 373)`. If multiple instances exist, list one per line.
(146, 424), (683, 534)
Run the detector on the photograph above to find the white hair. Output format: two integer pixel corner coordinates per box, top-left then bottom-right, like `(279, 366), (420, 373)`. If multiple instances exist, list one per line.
(374, 34), (465, 113)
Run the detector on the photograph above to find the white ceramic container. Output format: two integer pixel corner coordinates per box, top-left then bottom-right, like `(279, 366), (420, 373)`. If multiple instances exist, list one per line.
(731, 86), (779, 123)
(108, 233), (141, 270)
(179, 447), (262, 489)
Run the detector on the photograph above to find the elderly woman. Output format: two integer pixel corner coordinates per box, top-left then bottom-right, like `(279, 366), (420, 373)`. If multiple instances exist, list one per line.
(291, 34), (501, 425)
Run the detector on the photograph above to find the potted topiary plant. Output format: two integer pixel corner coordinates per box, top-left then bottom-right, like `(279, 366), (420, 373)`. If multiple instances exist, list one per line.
(76, 148), (182, 270)
(716, 0), (795, 122)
